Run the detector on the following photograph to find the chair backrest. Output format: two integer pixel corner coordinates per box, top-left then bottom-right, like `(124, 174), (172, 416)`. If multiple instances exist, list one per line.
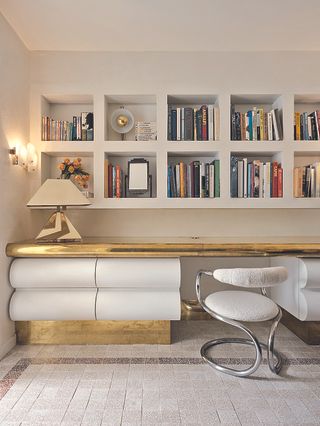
(213, 266), (288, 288)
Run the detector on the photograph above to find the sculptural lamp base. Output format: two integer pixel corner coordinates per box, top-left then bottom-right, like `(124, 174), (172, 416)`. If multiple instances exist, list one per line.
(35, 210), (82, 243)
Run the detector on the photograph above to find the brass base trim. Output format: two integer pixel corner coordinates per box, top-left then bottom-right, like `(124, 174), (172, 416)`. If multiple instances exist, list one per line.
(15, 320), (171, 345)
(181, 300), (212, 320)
(281, 310), (320, 345)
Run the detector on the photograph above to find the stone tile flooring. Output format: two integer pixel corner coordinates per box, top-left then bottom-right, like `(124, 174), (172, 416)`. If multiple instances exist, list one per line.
(0, 321), (319, 425)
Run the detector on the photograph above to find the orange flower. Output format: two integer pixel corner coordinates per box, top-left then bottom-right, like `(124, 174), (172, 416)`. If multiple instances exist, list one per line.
(75, 175), (81, 181)
(64, 158), (70, 164)
(68, 165), (75, 173)
(58, 163), (65, 170)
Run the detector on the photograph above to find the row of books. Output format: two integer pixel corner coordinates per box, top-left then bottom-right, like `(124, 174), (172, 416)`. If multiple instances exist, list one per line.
(105, 162), (125, 198)
(231, 107), (282, 141)
(294, 111), (320, 140)
(135, 121), (157, 141)
(294, 163), (320, 197)
(168, 105), (219, 141)
(230, 156), (283, 198)
(41, 112), (94, 141)
(167, 160), (220, 198)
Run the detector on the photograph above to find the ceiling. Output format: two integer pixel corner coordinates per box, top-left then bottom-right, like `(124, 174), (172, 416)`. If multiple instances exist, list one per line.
(1, 0), (320, 52)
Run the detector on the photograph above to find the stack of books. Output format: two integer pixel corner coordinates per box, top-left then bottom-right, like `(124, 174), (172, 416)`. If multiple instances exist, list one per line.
(41, 112), (94, 141)
(167, 160), (220, 198)
(168, 105), (219, 141)
(104, 161), (125, 198)
(294, 111), (320, 140)
(231, 107), (282, 141)
(230, 156), (283, 198)
(294, 163), (320, 197)
(135, 121), (157, 141)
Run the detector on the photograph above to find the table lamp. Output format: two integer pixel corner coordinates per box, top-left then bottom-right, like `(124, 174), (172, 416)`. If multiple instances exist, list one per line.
(27, 179), (91, 243)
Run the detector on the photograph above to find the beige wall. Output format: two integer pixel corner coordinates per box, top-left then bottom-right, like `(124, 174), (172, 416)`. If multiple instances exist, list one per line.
(0, 14), (32, 357)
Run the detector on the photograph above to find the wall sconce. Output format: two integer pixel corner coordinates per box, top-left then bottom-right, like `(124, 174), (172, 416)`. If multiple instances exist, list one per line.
(9, 144), (37, 172)
(9, 147), (19, 165)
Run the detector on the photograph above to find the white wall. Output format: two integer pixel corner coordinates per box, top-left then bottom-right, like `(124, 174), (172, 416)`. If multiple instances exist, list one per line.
(0, 14), (31, 357)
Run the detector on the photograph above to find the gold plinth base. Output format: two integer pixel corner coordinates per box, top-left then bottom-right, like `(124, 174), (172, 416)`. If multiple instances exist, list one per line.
(15, 320), (171, 345)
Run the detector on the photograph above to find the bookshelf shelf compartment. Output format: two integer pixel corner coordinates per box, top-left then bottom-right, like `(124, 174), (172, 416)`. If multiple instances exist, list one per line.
(294, 95), (320, 141)
(167, 151), (220, 199)
(293, 152), (320, 198)
(41, 95), (94, 142)
(230, 151), (283, 199)
(167, 95), (220, 142)
(230, 94), (283, 142)
(104, 95), (157, 142)
(41, 151), (94, 199)
(104, 152), (157, 199)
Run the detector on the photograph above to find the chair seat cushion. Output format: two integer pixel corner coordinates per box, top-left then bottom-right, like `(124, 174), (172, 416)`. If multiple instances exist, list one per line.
(204, 291), (279, 322)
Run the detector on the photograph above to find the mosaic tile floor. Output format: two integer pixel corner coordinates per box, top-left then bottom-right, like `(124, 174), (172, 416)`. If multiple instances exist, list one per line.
(0, 320), (319, 425)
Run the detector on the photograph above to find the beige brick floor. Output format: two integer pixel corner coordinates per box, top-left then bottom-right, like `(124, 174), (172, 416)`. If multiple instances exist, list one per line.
(0, 320), (319, 425)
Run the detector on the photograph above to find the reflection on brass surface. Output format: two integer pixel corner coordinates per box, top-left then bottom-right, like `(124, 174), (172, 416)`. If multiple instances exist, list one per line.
(6, 238), (320, 258)
(181, 300), (212, 320)
(15, 320), (171, 345)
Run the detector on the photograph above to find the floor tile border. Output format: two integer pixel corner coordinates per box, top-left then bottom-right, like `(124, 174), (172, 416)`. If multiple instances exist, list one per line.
(0, 355), (320, 400)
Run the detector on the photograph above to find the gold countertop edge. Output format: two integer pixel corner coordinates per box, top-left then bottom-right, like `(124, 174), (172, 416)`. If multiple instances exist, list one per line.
(6, 241), (320, 258)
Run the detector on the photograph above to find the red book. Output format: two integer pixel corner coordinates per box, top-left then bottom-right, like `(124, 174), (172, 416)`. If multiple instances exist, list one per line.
(116, 165), (121, 198)
(278, 166), (283, 198)
(201, 105), (208, 141)
(272, 161), (278, 197)
(108, 164), (113, 198)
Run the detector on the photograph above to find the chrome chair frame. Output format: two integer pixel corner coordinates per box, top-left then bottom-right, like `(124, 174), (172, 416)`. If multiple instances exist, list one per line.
(196, 270), (283, 377)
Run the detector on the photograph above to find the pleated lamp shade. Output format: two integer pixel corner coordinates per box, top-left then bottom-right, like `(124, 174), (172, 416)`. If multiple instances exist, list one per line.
(27, 179), (91, 207)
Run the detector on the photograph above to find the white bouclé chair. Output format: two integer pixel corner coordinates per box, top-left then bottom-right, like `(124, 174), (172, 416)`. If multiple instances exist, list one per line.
(196, 266), (288, 377)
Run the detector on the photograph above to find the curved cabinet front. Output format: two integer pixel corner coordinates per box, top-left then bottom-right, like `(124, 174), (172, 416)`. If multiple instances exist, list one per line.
(9, 257), (181, 321)
(10, 289), (97, 321)
(270, 257), (320, 321)
(10, 258), (96, 288)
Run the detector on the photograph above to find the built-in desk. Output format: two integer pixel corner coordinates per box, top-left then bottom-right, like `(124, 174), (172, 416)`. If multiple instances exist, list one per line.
(6, 237), (320, 345)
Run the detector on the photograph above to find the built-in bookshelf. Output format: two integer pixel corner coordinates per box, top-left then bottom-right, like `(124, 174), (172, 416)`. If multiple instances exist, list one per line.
(30, 91), (320, 208)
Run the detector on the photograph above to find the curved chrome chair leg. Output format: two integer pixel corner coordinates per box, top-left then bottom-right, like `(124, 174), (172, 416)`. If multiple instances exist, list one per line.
(200, 316), (263, 377)
(267, 309), (283, 374)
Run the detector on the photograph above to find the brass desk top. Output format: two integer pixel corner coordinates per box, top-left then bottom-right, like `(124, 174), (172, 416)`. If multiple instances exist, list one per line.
(6, 237), (320, 258)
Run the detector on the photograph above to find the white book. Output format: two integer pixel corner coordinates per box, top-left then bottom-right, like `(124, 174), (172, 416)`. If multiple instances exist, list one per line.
(265, 162), (271, 198)
(177, 108), (181, 141)
(237, 160), (244, 198)
(243, 158), (247, 198)
(267, 113), (273, 140)
(308, 117), (312, 140)
(315, 162), (320, 197)
(181, 108), (185, 141)
(209, 164), (215, 198)
(259, 162), (264, 198)
(271, 109), (280, 141)
(208, 105), (214, 141)
(214, 107), (220, 141)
